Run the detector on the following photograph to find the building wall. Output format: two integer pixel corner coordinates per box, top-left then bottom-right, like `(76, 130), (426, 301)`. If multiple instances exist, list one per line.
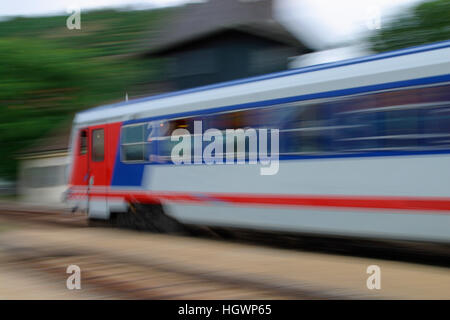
(18, 154), (69, 206)
(164, 31), (300, 90)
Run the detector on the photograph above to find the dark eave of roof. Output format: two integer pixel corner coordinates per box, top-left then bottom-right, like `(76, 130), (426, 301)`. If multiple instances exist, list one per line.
(141, 0), (311, 56)
(18, 122), (72, 157)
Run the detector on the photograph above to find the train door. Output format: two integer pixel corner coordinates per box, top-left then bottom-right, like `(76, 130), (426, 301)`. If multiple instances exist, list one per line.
(73, 128), (90, 212)
(88, 125), (109, 219)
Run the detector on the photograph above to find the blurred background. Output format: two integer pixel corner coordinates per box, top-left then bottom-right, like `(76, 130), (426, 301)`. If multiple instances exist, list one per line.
(0, 0), (449, 204)
(0, 0), (449, 301)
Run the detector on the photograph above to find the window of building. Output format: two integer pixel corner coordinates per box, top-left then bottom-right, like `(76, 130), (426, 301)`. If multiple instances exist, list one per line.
(92, 129), (104, 162)
(24, 165), (67, 188)
(249, 47), (293, 75)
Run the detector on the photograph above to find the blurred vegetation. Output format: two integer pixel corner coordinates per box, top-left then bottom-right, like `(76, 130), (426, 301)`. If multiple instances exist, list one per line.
(370, 0), (450, 52)
(0, 9), (171, 180)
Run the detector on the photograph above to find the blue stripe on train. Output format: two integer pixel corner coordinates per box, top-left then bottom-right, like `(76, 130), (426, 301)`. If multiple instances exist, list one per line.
(111, 147), (145, 187)
(110, 74), (450, 187)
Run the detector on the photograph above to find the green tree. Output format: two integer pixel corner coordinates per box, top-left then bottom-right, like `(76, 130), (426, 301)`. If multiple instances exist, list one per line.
(0, 39), (92, 179)
(0, 8), (170, 180)
(370, 0), (450, 52)
(0, 37), (144, 179)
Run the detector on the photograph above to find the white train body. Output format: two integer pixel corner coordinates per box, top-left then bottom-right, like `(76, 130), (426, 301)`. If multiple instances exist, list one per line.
(67, 41), (450, 243)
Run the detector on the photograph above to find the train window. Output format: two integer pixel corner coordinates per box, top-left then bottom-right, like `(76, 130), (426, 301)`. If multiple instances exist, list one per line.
(420, 85), (450, 149)
(279, 103), (326, 155)
(330, 85), (450, 153)
(155, 118), (196, 162)
(332, 100), (380, 153)
(117, 83), (450, 164)
(382, 109), (420, 150)
(79, 130), (87, 155)
(202, 103), (327, 158)
(122, 144), (145, 162)
(92, 129), (104, 162)
(424, 107), (450, 148)
(122, 124), (144, 144)
(121, 124), (145, 162)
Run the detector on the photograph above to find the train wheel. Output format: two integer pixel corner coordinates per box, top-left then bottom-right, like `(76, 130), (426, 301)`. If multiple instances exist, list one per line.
(115, 203), (186, 234)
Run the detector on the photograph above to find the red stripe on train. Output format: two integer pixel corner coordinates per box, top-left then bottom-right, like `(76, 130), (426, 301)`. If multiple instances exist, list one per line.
(68, 190), (450, 212)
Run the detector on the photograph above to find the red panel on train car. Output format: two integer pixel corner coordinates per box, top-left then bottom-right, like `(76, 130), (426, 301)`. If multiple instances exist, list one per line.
(70, 122), (121, 188)
(106, 122), (122, 185)
(89, 124), (108, 186)
(70, 128), (89, 186)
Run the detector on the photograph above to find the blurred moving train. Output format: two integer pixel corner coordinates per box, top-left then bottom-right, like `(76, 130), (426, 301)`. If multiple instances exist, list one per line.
(66, 41), (450, 243)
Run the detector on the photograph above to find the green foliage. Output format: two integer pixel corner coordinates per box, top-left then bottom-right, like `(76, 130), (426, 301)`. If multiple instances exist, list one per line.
(370, 0), (450, 52)
(0, 8), (170, 180)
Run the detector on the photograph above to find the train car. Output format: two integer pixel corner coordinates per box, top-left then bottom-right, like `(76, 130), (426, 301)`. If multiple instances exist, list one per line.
(65, 41), (450, 243)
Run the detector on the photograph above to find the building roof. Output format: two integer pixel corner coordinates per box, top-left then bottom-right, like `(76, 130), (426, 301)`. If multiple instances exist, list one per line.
(145, 0), (310, 55)
(18, 122), (72, 158)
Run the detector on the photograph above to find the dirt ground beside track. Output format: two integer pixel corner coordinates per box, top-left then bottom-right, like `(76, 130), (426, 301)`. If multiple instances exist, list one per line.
(0, 216), (448, 299)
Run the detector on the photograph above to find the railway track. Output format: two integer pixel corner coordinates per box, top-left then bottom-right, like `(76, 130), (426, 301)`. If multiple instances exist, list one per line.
(0, 202), (88, 228)
(0, 206), (450, 299)
(0, 232), (353, 299)
(2, 226), (450, 299)
(0, 202), (449, 269)
(0, 203), (350, 299)
(0, 246), (309, 299)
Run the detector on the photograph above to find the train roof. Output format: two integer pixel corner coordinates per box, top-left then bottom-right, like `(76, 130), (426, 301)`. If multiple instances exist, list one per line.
(74, 40), (450, 126)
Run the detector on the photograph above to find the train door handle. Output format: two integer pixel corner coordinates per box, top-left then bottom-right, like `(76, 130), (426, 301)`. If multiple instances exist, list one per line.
(89, 176), (95, 186)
